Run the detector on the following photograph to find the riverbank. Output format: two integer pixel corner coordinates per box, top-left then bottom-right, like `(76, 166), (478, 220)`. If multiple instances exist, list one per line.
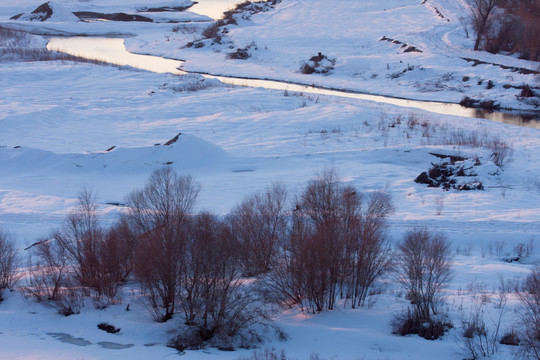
(167, 0), (539, 113)
(0, 0), (540, 114)
(1, 1), (539, 113)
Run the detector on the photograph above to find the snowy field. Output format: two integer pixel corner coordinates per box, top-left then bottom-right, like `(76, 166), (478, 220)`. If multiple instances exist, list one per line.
(0, 1), (539, 359)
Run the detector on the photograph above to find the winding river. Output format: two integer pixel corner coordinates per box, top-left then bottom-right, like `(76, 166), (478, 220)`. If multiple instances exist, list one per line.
(47, 36), (539, 129)
(44, 0), (539, 129)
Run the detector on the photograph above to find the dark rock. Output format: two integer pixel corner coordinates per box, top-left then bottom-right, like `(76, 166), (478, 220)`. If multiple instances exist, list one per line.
(31, 2), (53, 21)
(97, 323), (120, 334)
(414, 171), (432, 185)
(164, 132), (182, 146)
(73, 11), (153, 22)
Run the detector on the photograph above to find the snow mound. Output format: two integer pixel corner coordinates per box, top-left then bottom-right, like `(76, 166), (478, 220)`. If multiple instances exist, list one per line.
(170, 74), (223, 92)
(14, 2), (79, 22)
(0, 134), (229, 175)
(102, 133), (229, 171)
(414, 153), (503, 191)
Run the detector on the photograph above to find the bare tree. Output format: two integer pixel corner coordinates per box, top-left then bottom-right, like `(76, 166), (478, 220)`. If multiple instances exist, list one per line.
(517, 264), (540, 360)
(183, 212), (240, 337)
(395, 228), (453, 338)
(125, 167), (200, 322)
(467, 0), (499, 50)
(125, 167), (200, 233)
(346, 191), (394, 307)
(174, 211), (272, 350)
(27, 237), (70, 303)
(258, 168), (346, 313)
(0, 229), (19, 302)
(295, 167), (352, 311)
(229, 182), (288, 276)
(258, 234), (305, 310)
(27, 189), (130, 309)
(53, 188), (132, 307)
(101, 219), (136, 288)
(55, 188), (104, 293)
(26, 236), (82, 315)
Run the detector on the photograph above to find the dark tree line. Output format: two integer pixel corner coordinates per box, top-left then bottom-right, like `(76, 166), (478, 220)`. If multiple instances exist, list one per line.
(467, 0), (540, 61)
(3, 166), (539, 351)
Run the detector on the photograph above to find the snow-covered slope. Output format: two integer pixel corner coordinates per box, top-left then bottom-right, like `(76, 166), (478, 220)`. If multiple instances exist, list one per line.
(169, 0), (539, 112)
(0, 1), (539, 359)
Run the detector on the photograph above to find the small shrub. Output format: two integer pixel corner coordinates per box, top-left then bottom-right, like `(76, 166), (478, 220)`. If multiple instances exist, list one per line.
(391, 309), (421, 336)
(459, 96), (479, 108)
(171, 74), (222, 92)
(486, 137), (512, 168)
(300, 62), (316, 75)
(486, 80), (494, 89)
(168, 327), (206, 351)
(462, 76), (470, 82)
(499, 329), (520, 346)
(228, 42), (257, 60)
(172, 24), (198, 34)
(202, 22), (222, 39)
(418, 317), (453, 340)
(391, 310), (452, 340)
(395, 229), (453, 339)
(516, 265), (540, 359)
(477, 99), (500, 111)
(404, 45), (422, 53)
(229, 47), (250, 59)
(300, 52), (336, 74)
(459, 303), (504, 360)
(520, 84), (535, 98)
(55, 287), (83, 316)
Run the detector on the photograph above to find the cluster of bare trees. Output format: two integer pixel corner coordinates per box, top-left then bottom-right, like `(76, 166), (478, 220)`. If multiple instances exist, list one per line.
(20, 167), (396, 347)
(229, 182), (288, 277)
(467, 0), (539, 60)
(126, 169), (200, 322)
(124, 169), (271, 348)
(4, 166), (540, 352)
(27, 189), (132, 313)
(262, 168), (394, 313)
(24, 168), (270, 348)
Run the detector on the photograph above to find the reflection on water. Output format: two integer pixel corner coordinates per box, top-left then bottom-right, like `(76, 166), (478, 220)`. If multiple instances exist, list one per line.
(47, 37), (539, 129)
(47, 37), (184, 74)
(190, 0), (239, 19)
